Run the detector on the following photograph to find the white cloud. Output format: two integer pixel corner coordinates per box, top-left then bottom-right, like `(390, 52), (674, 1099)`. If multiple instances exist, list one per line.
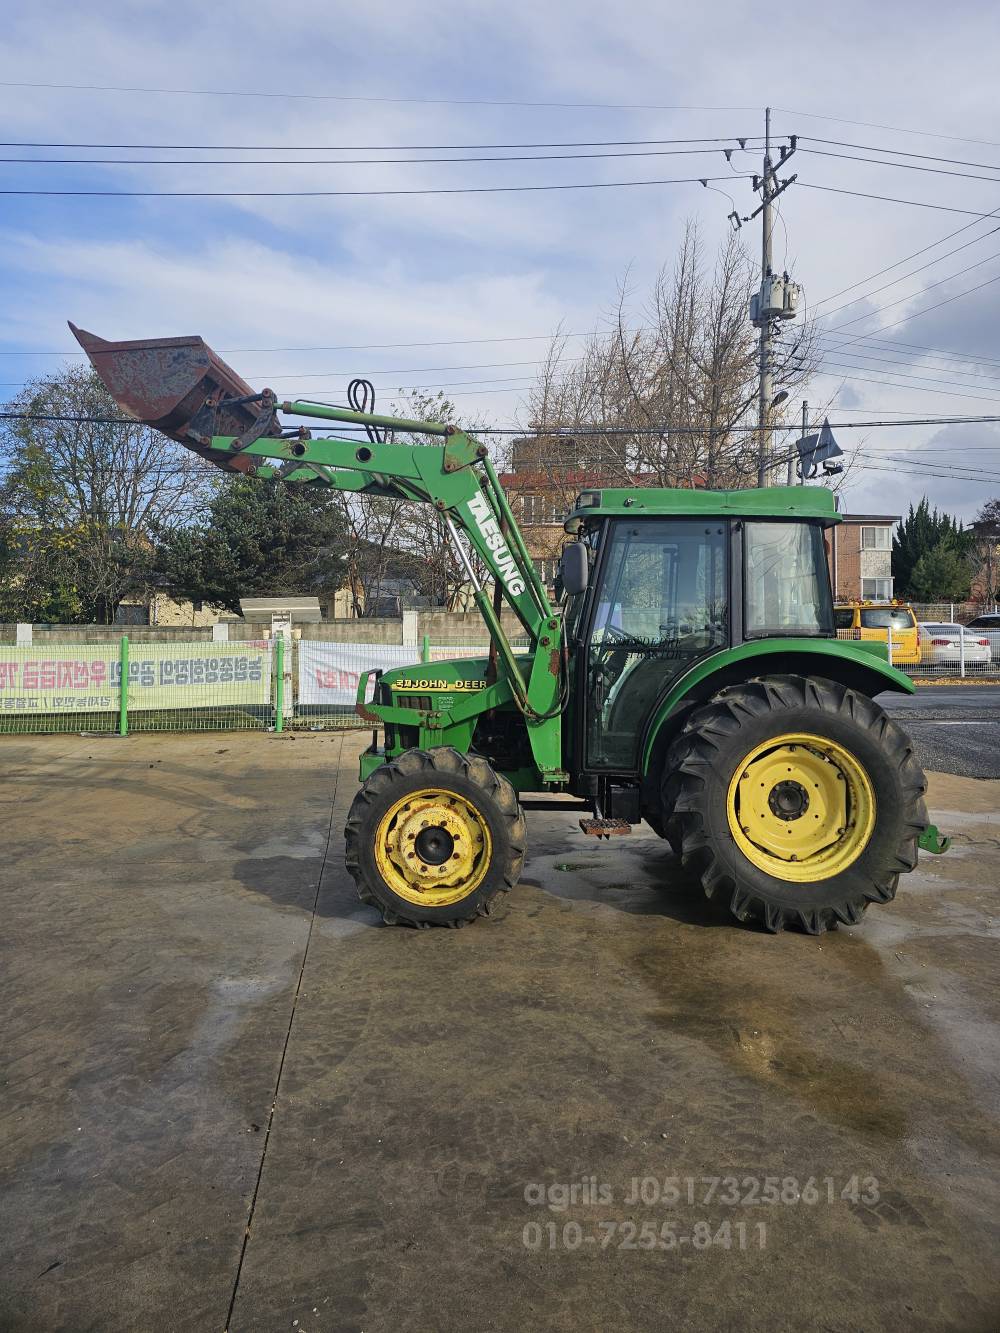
(2, 0), (1000, 505)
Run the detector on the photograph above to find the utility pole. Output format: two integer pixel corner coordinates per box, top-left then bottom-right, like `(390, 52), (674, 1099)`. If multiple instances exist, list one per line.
(757, 107), (775, 488)
(746, 109), (798, 488)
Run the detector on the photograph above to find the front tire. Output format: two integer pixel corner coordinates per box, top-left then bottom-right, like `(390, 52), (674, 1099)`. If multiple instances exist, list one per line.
(344, 747), (526, 927)
(662, 676), (929, 934)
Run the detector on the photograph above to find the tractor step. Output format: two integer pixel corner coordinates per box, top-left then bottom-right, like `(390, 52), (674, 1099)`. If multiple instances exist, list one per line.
(579, 817), (632, 838)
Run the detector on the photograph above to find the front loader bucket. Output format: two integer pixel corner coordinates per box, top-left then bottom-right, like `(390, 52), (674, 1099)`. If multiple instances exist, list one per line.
(69, 323), (277, 473)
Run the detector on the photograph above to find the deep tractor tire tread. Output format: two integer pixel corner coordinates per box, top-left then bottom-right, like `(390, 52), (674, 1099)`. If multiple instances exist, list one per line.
(661, 675), (929, 935)
(344, 747), (526, 927)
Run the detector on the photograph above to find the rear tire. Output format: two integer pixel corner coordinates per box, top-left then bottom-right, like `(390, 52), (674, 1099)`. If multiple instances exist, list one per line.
(344, 747), (525, 927)
(661, 675), (928, 934)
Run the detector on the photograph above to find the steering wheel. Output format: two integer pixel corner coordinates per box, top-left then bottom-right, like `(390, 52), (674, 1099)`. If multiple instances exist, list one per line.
(593, 625), (634, 697)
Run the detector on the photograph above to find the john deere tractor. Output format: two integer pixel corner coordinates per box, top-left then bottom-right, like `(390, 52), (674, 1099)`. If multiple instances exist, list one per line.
(74, 323), (946, 934)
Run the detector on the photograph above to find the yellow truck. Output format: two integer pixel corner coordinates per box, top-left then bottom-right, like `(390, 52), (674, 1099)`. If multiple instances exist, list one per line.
(834, 601), (921, 666)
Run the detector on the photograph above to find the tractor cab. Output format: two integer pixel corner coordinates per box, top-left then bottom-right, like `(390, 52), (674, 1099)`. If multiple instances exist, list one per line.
(560, 487), (839, 775)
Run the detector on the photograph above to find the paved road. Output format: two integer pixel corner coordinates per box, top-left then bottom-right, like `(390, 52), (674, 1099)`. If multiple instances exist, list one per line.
(877, 685), (1000, 779)
(2, 731), (999, 1332)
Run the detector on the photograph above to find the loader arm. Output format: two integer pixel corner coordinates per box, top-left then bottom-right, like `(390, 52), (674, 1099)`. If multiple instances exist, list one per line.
(214, 405), (566, 778)
(68, 317), (568, 780)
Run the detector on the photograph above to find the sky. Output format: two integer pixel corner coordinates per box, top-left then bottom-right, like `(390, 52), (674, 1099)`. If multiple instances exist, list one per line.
(2, 0), (1000, 521)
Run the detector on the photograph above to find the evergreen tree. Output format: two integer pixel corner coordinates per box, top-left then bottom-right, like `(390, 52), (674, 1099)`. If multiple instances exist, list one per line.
(892, 497), (970, 597)
(907, 537), (972, 602)
(155, 476), (348, 613)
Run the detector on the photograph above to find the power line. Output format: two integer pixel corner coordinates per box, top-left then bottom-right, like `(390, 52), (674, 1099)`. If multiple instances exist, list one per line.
(814, 329), (1000, 372)
(0, 173), (754, 199)
(850, 452), (1000, 480)
(813, 208), (1000, 309)
(773, 106), (1000, 153)
(860, 444), (1000, 451)
(814, 363), (1000, 404)
(0, 456), (992, 485)
(854, 461), (1000, 484)
(801, 135), (1000, 174)
(0, 81), (760, 113)
(810, 339), (1000, 384)
(0, 135), (763, 151)
(801, 145), (1000, 187)
(798, 181), (1000, 221)
(816, 268), (1000, 344)
(814, 358), (1000, 400)
(814, 228), (1000, 322)
(0, 357), (578, 387)
(0, 146), (761, 167)
(818, 404), (1000, 415)
(0, 332), (589, 357)
(823, 249), (1000, 332)
(8, 411), (1000, 433)
(3, 320), (1000, 384)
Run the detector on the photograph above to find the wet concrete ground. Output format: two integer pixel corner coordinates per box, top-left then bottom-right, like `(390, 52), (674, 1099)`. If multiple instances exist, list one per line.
(1, 730), (998, 1332)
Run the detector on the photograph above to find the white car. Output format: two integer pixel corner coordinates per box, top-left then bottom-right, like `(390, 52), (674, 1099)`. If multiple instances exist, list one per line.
(965, 613), (1000, 662)
(918, 623), (992, 668)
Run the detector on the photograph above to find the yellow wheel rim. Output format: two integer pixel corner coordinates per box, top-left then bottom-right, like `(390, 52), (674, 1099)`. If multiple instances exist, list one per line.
(374, 787), (493, 907)
(726, 732), (876, 883)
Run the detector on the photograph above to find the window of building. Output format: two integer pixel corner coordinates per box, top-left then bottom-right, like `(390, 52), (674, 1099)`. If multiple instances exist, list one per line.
(534, 558), (559, 586)
(861, 577), (894, 600)
(521, 494), (558, 525)
(861, 526), (892, 550)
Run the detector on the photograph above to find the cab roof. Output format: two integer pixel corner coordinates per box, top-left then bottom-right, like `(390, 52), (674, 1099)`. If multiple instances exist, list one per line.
(564, 485), (839, 528)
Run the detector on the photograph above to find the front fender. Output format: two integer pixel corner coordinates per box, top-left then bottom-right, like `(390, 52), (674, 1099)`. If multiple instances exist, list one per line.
(640, 639), (914, 772)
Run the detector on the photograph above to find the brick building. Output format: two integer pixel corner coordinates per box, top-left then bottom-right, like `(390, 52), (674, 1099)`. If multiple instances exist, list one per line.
(498, 436), (632, 591)
(828, 513), (898, 602)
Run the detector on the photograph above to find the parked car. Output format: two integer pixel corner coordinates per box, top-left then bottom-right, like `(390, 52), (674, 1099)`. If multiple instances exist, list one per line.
(917, 623), (992, 669)
(965, 612), (1000, 663)
(834, 602), (921, 665)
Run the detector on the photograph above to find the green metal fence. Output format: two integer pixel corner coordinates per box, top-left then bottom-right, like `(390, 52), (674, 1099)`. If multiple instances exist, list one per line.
(0, 637), (277, 735)
(0, 635), (525, 736)
(0, 641), (122, 735)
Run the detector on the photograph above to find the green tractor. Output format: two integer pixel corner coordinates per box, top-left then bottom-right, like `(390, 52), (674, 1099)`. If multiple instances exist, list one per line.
(74, 323), (945, 934)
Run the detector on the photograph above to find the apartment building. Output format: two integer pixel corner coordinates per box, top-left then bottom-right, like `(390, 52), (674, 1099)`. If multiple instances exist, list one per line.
(828, 513), (898, 602)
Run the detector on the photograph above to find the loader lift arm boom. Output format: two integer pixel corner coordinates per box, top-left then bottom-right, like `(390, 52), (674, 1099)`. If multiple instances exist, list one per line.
(214, 401), (568, 780)
(70, 323), (567, 780)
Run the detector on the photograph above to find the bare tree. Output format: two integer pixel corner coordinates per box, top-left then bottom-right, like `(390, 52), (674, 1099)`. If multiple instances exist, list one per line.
(520, 222), (819, 489)
(0, 366), (215, 621)
(971, 497), (1000, 606)
(333, 390), (491, 614)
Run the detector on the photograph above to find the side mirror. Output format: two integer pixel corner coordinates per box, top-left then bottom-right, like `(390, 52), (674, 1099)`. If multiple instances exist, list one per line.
(560, 542), (589, 597)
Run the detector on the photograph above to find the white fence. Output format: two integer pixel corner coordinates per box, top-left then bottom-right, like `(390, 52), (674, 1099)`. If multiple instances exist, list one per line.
(837, 626), (1000, 678)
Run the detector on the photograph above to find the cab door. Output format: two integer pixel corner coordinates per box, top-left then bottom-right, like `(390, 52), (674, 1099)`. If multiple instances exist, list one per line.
(583, 519), (728, 773)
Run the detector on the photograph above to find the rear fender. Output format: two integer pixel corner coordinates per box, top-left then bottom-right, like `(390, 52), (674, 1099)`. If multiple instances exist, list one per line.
(640, 639), (914, 778)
